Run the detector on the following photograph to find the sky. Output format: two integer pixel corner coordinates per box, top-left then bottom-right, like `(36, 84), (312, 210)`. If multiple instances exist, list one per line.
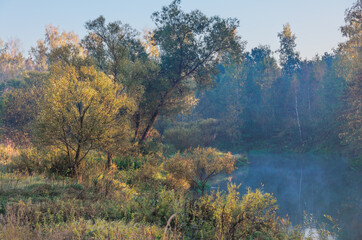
(0, 0), (356, 60)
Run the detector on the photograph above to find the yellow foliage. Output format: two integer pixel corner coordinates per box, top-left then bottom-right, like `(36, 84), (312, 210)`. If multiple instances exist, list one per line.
(36, 63), (133, 175)
(164, 147), (235, 194)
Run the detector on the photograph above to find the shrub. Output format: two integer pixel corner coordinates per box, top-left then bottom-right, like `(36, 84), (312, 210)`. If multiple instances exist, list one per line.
(164, 147), (235, 195)
(179, 184), (288, 240)
(11, 147), (46, 174)
(0, 143), (18, 173)
(114, 155), (145, 171)
(10, 146), (70, 176)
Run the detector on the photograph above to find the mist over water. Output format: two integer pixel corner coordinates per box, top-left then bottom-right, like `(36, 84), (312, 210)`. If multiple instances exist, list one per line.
(212, 153), (362, 239)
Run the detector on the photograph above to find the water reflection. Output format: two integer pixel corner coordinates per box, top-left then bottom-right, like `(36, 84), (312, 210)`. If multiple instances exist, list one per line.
(211, 153), (362, 239)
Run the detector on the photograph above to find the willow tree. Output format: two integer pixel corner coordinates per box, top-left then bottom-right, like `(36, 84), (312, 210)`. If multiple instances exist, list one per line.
(137, 0), (243, 143)
(36, 63), (132, 175)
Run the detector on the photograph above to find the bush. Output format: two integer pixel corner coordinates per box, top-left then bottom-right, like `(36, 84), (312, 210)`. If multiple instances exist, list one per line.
(114, 155), (145, 171)
(164, 147), (235, 195)
(178, 184), (289, 240)
(11, 147), (47, 174)
(10, 147), (71, 176)
(0, 143), (18, 173)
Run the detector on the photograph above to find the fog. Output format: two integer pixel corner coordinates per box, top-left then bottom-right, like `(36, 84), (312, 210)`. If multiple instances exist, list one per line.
(212, 153), (362, 239)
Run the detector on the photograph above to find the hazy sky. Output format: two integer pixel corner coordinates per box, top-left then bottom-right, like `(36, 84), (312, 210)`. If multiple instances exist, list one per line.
(0, 0), (356, 59)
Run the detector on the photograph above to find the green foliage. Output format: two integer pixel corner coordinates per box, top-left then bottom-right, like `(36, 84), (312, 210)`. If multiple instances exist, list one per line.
(135, 0), (244, 144)
(114, 155), (145, 171)
(277, 23), (301, 76)
(164, 118), (218, 151)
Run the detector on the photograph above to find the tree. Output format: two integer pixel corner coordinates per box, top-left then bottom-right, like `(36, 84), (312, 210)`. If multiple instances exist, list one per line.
(277, 23), (303, 142)
(277, 23), (301, 77)
(29, 25), (84, 72)
(137, 0), (243, 143)
(35, 63), (132, 176)
(83, 16), (159, 144)
(0, 39), (26, 83)
(83, 16), (148, 82)
(338, 0), (361, 157)
(239, 46), (280, 141)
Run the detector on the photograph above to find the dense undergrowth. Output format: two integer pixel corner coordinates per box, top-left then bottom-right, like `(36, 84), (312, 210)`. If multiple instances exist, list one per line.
(0, 143), (338, 240)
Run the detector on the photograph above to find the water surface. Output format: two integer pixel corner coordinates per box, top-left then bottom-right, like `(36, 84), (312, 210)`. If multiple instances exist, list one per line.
(212, 153), (361, 239)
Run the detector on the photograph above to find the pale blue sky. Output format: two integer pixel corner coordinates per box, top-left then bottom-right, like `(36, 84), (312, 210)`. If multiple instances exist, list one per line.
(0, 0), (356, 59)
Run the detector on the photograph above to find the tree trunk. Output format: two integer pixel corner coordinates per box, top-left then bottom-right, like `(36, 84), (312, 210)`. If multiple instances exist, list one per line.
(107, 152), (113, 168)
(139, 109), (160, 144)
(138, 71), (194, 144)
(73, 145), (81, 177)
(295, 91), (303, 142)
(133, 111), (141, 142)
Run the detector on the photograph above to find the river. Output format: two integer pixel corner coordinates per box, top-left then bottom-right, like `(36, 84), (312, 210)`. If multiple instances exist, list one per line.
(211, 153), (361, 239)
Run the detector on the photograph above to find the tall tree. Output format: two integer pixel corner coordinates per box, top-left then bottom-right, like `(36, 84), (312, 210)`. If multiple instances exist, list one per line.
(138, 0), (243, 143)
(277, 23), (303, 142)
(338, 0), (361, 156)
(277, 23), (301, 76)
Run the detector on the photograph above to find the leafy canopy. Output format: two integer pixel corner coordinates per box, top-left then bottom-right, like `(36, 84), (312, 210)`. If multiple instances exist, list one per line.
(36, 63), (132, 174)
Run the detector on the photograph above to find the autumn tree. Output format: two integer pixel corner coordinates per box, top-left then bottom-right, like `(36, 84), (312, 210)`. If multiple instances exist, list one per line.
(338, 0), (361, 157)
(0, 39), (26, 83)
(35, 62), (132, 176)
(30, 25), (83, 72)
(278, 23), (301, 76)
(1, 27), (85, 144)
